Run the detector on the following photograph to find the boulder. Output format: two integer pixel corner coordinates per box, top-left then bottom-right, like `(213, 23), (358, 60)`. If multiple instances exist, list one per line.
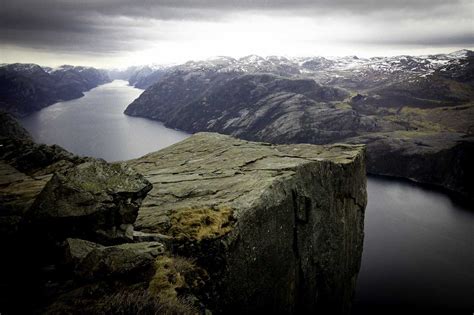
(76, 241), (164, 281)
(26, 160), (152, 244)
(62, 238), (104, 266)
(127, 132), (367, 314)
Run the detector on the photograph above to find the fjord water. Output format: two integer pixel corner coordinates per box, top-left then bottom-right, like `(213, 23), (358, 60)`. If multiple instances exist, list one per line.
(354, 177), (473, 314)
(19, 80), (473, 312)
(20, 80), (189, 161)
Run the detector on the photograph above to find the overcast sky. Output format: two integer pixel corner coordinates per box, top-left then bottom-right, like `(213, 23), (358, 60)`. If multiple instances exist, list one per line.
(0, 0), (473, 68)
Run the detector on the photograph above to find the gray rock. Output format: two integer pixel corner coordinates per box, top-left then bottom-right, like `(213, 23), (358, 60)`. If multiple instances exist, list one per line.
(76, 241), (164, 281)
(127, 133), (367, 314)
(133, 230), (172, 243)
(62, 238), (104, 265)
(26, 160), (152, 244)
(347, 131), (474, 196)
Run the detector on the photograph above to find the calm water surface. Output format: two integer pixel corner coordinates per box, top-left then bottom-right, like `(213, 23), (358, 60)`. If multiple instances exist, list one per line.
(354, 177), (473, 314)
(21, 80), (189, 161)
(20, 80), (474, 313)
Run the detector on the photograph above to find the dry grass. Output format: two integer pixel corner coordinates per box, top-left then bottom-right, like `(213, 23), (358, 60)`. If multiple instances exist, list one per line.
(168, 205), (234, 241)
(99, 288), (198, 315)
(147, 255), (209, 314)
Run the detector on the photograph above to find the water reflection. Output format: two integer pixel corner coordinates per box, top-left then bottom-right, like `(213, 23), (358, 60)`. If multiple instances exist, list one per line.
(354, 176), (474, 314)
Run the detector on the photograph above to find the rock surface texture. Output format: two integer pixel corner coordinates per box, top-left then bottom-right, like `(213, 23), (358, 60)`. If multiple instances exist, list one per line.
(127, 132), (367, 314)
(27, 160), (152, 244)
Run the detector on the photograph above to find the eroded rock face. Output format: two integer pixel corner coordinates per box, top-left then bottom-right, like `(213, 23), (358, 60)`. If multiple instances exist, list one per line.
(27, 160), (152, 244)
(347, 132), (474, 196)
(128, 132), (367, 314)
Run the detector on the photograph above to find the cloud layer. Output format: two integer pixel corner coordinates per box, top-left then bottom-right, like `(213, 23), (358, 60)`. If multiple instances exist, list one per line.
(1, 0), (473, 66)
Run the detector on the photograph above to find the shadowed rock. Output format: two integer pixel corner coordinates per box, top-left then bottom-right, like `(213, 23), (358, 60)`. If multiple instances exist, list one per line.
(127, 132), (367, 314)
(26, 160), (152, 244)
(75, 241), (164, 281)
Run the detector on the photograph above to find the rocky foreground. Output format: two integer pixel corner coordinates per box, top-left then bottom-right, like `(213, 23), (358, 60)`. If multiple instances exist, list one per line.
(0, 113), (366, 314)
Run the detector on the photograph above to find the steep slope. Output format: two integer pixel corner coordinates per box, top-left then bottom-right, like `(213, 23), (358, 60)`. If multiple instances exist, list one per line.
(127, 132), (367, 314)
(0, 63), (110, 117)
(126, 73), (358, 143)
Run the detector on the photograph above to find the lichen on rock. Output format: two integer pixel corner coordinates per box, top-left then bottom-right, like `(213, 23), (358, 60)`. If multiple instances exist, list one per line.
(127, 132), (367, 314)
(26, 159), (152, 244)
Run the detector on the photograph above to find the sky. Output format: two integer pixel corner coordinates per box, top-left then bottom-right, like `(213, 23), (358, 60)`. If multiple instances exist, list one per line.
(0, 0), (473, 68)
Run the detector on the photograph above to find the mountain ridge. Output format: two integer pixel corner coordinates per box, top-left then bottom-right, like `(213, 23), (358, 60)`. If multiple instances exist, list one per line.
(0, 63), (111, 117)
(124, 49), (474, 197)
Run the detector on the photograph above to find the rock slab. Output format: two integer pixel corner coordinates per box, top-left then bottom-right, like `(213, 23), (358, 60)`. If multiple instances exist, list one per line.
(128, 132), (367, 314)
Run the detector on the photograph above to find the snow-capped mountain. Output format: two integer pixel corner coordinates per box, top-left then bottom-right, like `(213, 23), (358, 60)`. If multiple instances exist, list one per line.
(124, 50), (473, 91)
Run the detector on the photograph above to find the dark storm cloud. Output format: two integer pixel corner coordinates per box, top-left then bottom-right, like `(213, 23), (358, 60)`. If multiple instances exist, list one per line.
(0, 0), (472, 54)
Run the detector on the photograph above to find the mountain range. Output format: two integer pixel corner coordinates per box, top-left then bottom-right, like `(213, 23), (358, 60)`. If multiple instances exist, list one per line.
(123, 50), (474, 197)
(1, 50), (472, 196)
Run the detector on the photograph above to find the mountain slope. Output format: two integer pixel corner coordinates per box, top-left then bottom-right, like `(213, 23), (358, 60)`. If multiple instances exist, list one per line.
(124, 50), (474, 196)
(0, 63), (110, 117)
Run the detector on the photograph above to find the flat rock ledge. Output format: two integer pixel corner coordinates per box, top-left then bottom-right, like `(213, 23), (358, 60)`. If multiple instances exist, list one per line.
(127, 132), (367, 314)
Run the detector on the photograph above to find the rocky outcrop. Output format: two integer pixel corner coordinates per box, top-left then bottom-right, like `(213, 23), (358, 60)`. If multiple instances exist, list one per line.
(127, 132), (367, 314)
(26, 160), (152, 244)
(0, 111), (87, 236)
(0, 111), (367, 314)
(0, 113), (153, 314)
(74, 241), (164, 281)
(347, 132), (474, 196)
(0, 63), (110, 117)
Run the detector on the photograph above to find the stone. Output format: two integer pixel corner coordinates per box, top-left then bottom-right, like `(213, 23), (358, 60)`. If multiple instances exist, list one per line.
(76, 241), (165, 281)
(26, 160), (152, 244)
(127, 132), (367, 314)
(62, 238), (104, 266)
(347, 131), (474, 196)
(133, 230), (173, 243)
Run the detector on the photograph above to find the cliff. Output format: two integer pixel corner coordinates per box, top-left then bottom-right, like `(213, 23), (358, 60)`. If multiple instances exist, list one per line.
(126, 133), (367, 314)
(0, 113), (367, 314)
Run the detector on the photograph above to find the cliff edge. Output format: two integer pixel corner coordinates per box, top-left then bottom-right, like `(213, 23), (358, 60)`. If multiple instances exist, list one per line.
(127, 133), (367, 314)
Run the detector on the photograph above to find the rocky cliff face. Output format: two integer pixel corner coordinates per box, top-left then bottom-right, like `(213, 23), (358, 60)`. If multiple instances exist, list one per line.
(0, 63), (110, 117)
(124, 51), (474, 198)
(127, 133), (367, 314)
(0, 113), (367, 314)
(125, 73), (362, 145)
